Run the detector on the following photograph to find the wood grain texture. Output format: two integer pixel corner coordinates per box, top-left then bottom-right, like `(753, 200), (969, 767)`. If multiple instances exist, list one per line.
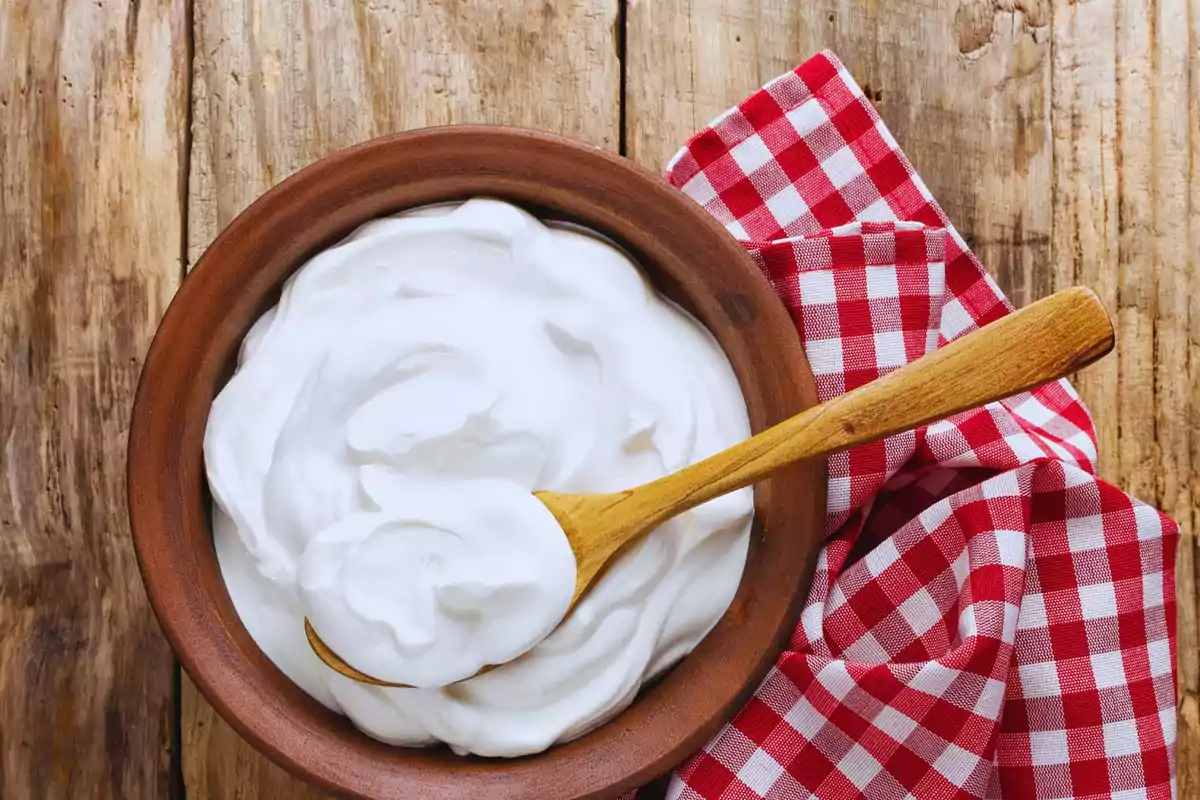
(2, 0), (1190, 797)
(627, 0), (1197, 794)
(1050, 1), (1199, 792)
(184, 2), (619, 795)
(182, 678), (324, 800)
(188, 0), (620, 265)
(0, 1), (189, 798)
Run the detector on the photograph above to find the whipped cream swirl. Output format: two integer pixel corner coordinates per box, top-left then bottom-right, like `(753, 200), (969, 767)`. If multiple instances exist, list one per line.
(205, 199), (753, 756)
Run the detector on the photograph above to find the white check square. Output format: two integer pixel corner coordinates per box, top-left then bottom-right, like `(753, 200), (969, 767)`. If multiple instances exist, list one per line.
(785, 99), (831, 138)
(1103, 718), (1141, 757)
(1090, 650), (1128, 690)
(764, 184), (809, 227)
(737, 749), (784, 795)
(840, 744), (883, 790)
(932, 743), (980, 787)
(682, 171), (718, 206)
(1078, 581), (1118, 621)
(865, 265), (900, 299)
(796, 269), (837, 305)
(730, 135), (775, 175)
(1028, 730), (1069, 765)
(821, 146), (866, 189)
(873, 329), (907, 368)
(1018, 660), (1062, 698)
(805, 337), (845, 376)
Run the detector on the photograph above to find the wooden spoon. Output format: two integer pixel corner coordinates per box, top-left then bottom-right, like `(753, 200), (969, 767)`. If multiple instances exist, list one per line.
(307, 286), (1114, 688)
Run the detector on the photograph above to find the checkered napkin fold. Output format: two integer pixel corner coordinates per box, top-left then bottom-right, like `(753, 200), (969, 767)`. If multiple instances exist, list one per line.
(645, 51), (1179, 800)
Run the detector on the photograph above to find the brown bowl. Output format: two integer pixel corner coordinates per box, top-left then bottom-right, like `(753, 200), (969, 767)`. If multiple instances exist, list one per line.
(128, 126), (826, 800)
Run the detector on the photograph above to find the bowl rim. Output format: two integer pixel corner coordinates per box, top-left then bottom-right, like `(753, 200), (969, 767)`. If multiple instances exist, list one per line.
(128, 125), (827, 800)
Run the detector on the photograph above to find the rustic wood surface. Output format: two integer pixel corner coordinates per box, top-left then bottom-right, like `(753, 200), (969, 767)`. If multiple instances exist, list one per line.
(0, 0), (1194, 798)
(0, 1), (190, 799)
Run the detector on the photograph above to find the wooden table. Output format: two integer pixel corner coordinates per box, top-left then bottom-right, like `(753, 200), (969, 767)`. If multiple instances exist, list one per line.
(1, 1), (1195, 798)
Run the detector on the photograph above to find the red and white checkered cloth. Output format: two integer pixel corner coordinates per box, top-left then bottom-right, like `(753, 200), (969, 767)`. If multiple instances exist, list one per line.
(647, 51), (1179, 800)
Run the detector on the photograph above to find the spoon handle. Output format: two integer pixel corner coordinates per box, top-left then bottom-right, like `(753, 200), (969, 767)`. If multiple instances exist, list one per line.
(628, 286), (1114, 527)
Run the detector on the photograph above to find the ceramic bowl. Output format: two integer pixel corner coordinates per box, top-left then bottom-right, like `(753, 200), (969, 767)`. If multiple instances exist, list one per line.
(128, 126), (826, 800)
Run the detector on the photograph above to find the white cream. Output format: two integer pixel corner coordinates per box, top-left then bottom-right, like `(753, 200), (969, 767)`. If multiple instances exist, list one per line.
(205, 199), (753, 756)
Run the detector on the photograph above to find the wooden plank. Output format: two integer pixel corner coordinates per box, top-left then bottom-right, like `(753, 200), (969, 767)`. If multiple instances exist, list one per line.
(1050, 1), (1198, 795)
(627, 0), (1057, 307)
(627, 0), (1196, 795)
(1048, 0), (1123, 486)
(0, 1), (190, 798)
(188, 0), (620, 264)
(184, 0), (620, 795)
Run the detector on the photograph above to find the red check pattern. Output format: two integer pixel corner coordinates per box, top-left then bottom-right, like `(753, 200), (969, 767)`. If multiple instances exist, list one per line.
(647, 51), (1178, 800)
